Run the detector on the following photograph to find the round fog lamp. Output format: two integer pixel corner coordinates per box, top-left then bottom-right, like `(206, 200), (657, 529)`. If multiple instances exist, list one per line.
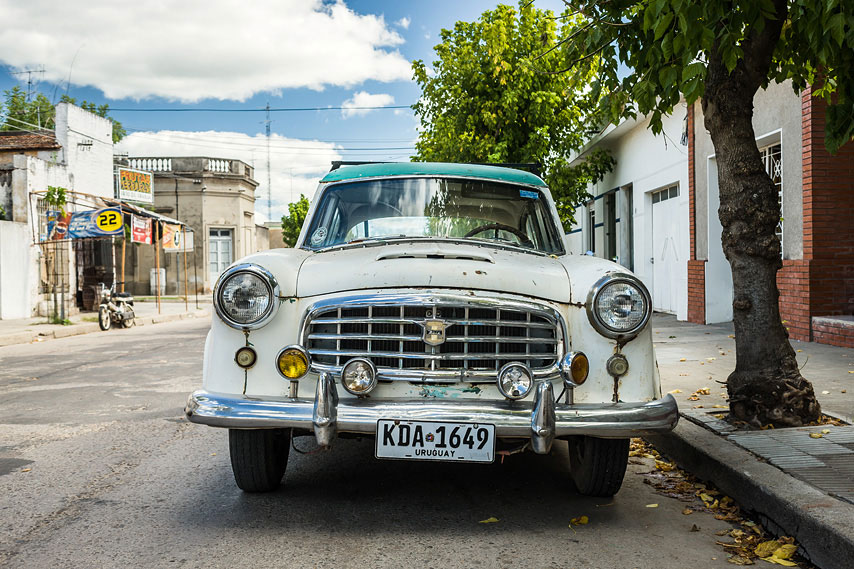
(561, 352), (589, 387)
(276, 346), (309, 379)
(497, 362), (533, 400)
(606, 354), (629, 377)
(235, 347), (257, 369)
(341, 358), (377, 395)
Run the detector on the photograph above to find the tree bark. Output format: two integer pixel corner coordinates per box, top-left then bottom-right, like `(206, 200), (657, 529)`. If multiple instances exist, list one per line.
(700, 7), (821, 427)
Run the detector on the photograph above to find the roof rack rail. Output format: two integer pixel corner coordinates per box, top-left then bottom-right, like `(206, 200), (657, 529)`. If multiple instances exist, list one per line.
(329, 161), (542, 177)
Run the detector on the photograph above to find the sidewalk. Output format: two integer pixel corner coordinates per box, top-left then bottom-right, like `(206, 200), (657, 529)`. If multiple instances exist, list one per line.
(0, 298), (210, 347)
(649, 313), (854, 568)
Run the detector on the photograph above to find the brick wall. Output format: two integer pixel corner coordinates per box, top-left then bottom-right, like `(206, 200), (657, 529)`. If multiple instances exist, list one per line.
(777, 260), (810, 341)
(686, 102), (707, 324)
(801, 87), (854, 347)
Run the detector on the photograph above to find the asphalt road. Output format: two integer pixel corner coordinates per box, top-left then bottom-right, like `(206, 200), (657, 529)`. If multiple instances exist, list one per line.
(0, 318), (742, 569)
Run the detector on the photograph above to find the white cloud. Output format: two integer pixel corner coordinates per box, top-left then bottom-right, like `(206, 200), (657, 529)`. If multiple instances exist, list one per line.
(341, 91), (395, 118)
(0, 0), (411, 101)
(397, 17), (411, 29)
(116, 130), (342, 221)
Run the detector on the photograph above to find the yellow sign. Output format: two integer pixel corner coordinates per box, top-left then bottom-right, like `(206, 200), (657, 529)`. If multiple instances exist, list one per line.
(116, 167), (153, 204)
(95, 208), (123, 233)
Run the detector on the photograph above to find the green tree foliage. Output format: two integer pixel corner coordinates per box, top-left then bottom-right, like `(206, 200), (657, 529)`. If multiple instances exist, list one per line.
(411, 2), (615, 228)
(560, 0), (854, 427)
(0, 87), (126, 143)
(281, 195), (310, 247)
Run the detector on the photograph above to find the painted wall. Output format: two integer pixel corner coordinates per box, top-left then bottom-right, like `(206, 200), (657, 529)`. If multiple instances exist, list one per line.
(569, 107), (690, 320)
(53, 103), (114, 199)
(0, 221), (39, 319)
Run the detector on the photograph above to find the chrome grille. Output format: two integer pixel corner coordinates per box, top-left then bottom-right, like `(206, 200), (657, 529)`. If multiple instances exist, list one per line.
(303, 296), (562, 382)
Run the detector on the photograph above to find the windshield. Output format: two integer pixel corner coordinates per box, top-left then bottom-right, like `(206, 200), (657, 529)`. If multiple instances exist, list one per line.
(303, 177), (564, 254)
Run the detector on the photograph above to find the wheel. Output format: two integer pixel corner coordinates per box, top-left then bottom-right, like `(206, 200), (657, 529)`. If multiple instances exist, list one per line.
(568, 436), (629, 497)
(98, 306), (111, 331)
(228, 428), (291, 492)
(120, 305), (134, 328)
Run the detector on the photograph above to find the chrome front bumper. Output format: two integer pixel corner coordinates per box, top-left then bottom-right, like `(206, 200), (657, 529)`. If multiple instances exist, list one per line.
(185, 374), (678, 454)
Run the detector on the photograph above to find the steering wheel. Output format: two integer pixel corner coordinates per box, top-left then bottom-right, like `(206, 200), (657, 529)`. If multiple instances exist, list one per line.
(463, 223), (534, 247)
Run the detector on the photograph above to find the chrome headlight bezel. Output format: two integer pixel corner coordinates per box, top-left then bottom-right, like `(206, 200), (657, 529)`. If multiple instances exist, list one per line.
(586, 272), (651, 340)
(214, 263), (280, 330)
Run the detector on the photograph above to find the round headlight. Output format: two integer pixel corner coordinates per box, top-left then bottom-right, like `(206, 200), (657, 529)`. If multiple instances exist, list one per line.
(235, 347), (257, 369)
(587, 274), (651, 339)
(277, 346), (309, 379)
(341, 358), (377, 395)
(497, 362), (533, 400)
(214, 264), (279, 329)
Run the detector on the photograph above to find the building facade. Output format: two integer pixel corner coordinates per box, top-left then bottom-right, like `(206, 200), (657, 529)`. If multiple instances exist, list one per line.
(0, 103), (115, 319)
(119, 156), (265, 295)
(568, 81), (854, 348)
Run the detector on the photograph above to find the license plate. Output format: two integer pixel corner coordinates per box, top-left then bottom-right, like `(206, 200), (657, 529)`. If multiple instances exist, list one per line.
(375, 420), (495, 463)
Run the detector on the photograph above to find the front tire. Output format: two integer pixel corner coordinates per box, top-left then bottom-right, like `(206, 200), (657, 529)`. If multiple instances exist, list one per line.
(228, 428), (291, 492)
(568, 436), (629, 497)
(98, 306), (111, 331)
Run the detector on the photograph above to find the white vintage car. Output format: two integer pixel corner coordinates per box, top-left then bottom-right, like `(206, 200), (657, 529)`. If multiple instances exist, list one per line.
(185, 162), (678, 496)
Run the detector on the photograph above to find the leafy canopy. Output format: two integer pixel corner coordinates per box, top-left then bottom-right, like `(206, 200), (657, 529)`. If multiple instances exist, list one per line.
(281, 195), (310, 247)
(0, 87), (126, 143)
(412, 2), (615, 228)
(560, 0), (854, 152)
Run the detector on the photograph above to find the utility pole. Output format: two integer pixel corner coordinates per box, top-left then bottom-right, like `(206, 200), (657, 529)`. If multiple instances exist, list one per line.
(265, 102), (272, 221)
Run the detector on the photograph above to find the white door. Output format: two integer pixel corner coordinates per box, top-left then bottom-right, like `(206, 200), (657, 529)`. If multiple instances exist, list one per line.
(209, 228), (233, 284)
(706, 158), (734, 323)
(651, 186), (681, 313)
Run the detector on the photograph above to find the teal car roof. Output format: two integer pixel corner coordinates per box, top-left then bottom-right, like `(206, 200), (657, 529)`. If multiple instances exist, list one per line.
(320, 162), (547, 187)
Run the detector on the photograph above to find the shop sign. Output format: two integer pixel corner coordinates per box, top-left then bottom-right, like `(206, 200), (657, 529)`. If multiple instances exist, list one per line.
(47, 207), (124, 240)
(116, 167), (154, 204)
(131, 215), (152, 244)
(161, 223), (181, 250)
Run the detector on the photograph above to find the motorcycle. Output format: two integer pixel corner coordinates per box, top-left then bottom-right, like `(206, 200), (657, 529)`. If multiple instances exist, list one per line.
(98, 282), (135, 331)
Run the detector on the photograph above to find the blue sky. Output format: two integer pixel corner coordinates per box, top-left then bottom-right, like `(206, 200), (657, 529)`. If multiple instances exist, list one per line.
(0, 0), (567, 220)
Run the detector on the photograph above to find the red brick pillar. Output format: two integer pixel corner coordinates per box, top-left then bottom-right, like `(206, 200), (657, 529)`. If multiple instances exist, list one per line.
(686, 102), (707, 323)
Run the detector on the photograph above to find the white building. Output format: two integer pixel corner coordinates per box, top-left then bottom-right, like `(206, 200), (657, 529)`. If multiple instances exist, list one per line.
(0, 102), (115, 319)
(566, 106), (690, 320)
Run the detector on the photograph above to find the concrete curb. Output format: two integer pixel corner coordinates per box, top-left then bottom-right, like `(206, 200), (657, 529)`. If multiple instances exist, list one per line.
(0, 309), (210, 347)
(647, 419), (854, 569)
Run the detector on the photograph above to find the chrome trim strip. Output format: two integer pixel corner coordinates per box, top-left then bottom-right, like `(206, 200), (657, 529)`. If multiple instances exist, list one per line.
(213, 263), (280, 331)
(186, 391), (679, 439)
(586, 272), (652, 341)
(299, 292), (567, 382)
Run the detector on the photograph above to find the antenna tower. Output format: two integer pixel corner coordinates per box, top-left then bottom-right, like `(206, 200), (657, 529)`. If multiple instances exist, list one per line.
(10, 66), (45, 101)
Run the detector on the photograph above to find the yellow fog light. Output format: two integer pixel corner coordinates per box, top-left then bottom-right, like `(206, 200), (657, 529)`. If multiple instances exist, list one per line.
(235, 347), (257, 369)
(276, 346), (309, 379)
(561, 352), (589, 387)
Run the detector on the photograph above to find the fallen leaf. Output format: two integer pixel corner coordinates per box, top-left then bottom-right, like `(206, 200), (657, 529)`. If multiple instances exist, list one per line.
(683, 508), (694, 515)
(821, 391), (830, 395)
(714, 414), (726, 419)
(797, 349), (802, 353)
(728, 334), (735, 339)
(728, 555), (755, 565)
(716, 530), (730, 536)
(842, 390), (847, 393)
(809, 433), (823, 439)
(849, 371), (854, 374)
(755, 541), (781, 558)
(680, 358), (687, 362)
(712, 404), (727, 408)
(569, 515), (589, 526)
(760, 557), (797, 567)
(697, 387), (711, 395)
(699, 493), (715, 502)
(479, 517), (499, 524)
(707, 357), (716, 362)
(668, 389), (683, 394)
(821, 429), (831, 434)
(646, 503), (659, 508)
(772, 544), (797, 560)
(210, 453), (217, 456)
(21, 468), (31, 473)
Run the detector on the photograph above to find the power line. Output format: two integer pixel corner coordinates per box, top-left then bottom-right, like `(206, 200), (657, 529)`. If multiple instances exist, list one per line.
(109, 104), (413, 113)
(122, 129), (414, 152)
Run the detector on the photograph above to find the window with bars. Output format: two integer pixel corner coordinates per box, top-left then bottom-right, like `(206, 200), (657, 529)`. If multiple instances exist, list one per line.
(760, 144), (783, 255)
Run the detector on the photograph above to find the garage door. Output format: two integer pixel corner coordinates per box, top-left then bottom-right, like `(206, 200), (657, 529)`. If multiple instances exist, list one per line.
(651, 185), (680, 314)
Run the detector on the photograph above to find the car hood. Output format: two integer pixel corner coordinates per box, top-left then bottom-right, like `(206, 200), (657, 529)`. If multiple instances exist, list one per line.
(295, 241), (572, 303)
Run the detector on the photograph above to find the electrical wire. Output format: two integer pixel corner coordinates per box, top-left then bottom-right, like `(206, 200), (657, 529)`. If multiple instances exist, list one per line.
(109, 104), (413, 113)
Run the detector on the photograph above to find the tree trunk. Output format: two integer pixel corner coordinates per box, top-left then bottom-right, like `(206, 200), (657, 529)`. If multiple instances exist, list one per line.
(701, 47), (821, 428)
